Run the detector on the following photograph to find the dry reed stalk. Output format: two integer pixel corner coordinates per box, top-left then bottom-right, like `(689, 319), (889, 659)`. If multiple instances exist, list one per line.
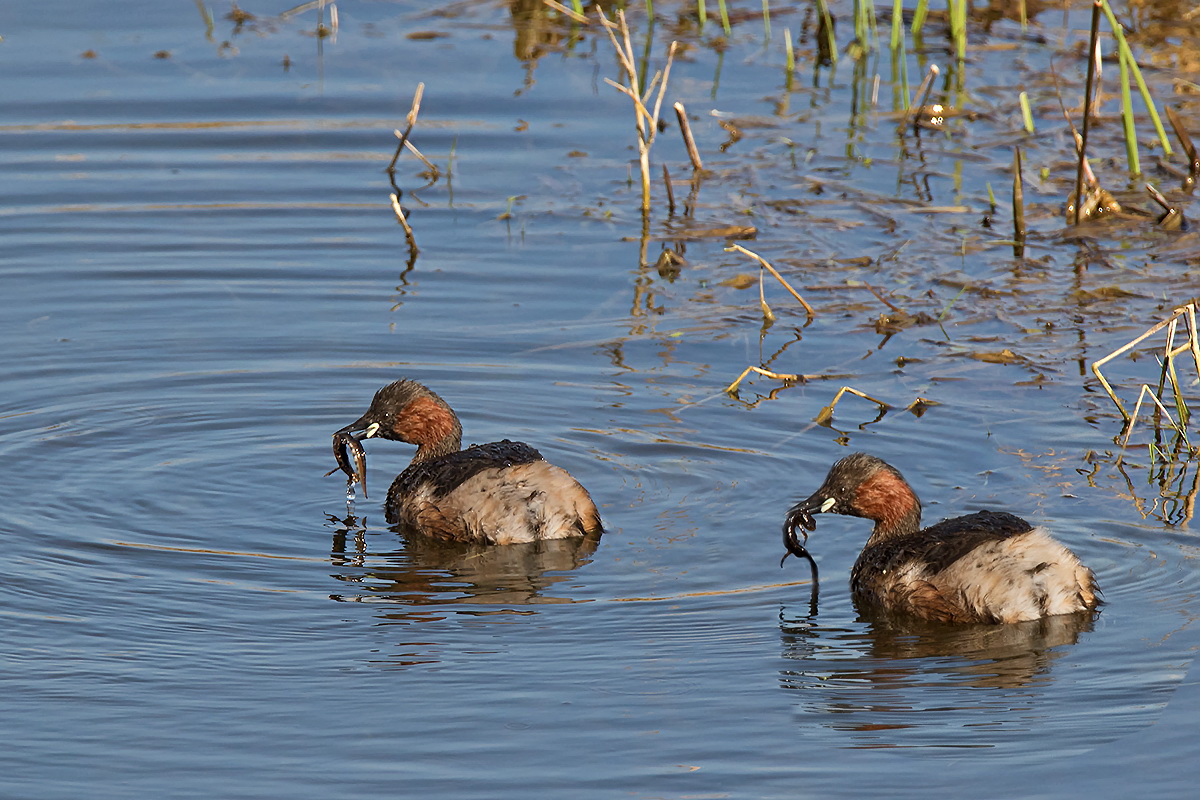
(388, 83), (425, 175)
(726, 243), (815, 315)
(673, 102), (704, 171)
(394, 134), (438, 177)
(1073, 1), (1103, 226)
(815, 387), (891, 425)
(1091, 303), (1200, 424)
(597, 8), (678, 214)
(759, 268), (776, 324)
(389, 192), (418, 254)
(1165, 105), (1200, 188)
(1122, 385), (1189, 447)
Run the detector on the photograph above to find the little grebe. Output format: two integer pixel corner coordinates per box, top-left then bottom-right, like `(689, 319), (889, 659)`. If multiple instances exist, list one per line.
(783, 453), (1099, 624)
(335, 380), (602, 544)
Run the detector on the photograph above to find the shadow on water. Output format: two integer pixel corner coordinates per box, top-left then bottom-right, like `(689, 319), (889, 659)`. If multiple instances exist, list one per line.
(326, 513), (601, 613)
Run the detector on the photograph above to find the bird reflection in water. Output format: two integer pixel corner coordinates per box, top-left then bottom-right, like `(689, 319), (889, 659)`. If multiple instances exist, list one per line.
(326, 513), (601, 616)
(777, 598), (1097, 745)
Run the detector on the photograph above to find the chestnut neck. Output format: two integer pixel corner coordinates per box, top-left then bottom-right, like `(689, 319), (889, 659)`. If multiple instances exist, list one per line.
(392, 393), (463, 463)
(854, 469), (923, 543)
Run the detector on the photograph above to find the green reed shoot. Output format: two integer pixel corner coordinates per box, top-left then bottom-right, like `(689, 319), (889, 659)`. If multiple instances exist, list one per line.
(911, 0), (929, 34)
(645, 0), (654, 20)
(785, 27), (795, 73)
(718, 0), (731, 35)
(1100, 0), (1171, 157)
(697, 0), (707, 30)
(571, 0), (584, 16)
(762, 0), (771, 41)
(1118, 47), (1141, 175)
(949, 0), (966, 62)
(890, 0), (903, 51)
(816, 0), (838, 66)
(1019, 91), (1035, 133)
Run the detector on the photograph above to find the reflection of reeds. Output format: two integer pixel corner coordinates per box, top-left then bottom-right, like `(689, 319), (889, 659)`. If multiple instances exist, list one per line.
(1012, 147), (1026, 258)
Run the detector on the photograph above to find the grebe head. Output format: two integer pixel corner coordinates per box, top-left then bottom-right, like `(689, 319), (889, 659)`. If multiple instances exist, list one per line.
(337, 379), (463, 460)
(784, 453), (922, 540)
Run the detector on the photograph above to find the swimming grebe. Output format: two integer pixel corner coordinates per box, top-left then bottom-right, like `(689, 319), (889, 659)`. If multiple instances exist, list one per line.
(782, 453), (1099, 624)
(334, 379), (602, 544)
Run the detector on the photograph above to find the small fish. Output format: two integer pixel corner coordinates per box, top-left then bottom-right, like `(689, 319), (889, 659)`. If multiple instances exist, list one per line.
(325, 430), (367, 498)
(779, 507), (819, 582)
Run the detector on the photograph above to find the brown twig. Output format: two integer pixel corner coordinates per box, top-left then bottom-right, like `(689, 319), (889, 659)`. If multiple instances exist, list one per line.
(1073, 1), (1103, 226)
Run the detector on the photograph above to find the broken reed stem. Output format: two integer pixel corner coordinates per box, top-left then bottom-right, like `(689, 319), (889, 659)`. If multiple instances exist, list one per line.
(726, 243), (815, 316)
(1091, 303), (1200, 424)
(1073, 1), (1102, 226)
(388, 82), (425, 175)
(674, 102), (704, 171)
(816, 386), (891, 425)
(1117, 46), (1140, 175)
(389, 193), (418, 254)
(1165, 105), (1200, 181)
(1013, 146), (1026, 256)
(898, 64), (939, 135)
(662, 164), (676, 215)
(1099, 0), (1171, 157)
(395, 135), (438, 176)
(1123, 385), (1190, 448)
